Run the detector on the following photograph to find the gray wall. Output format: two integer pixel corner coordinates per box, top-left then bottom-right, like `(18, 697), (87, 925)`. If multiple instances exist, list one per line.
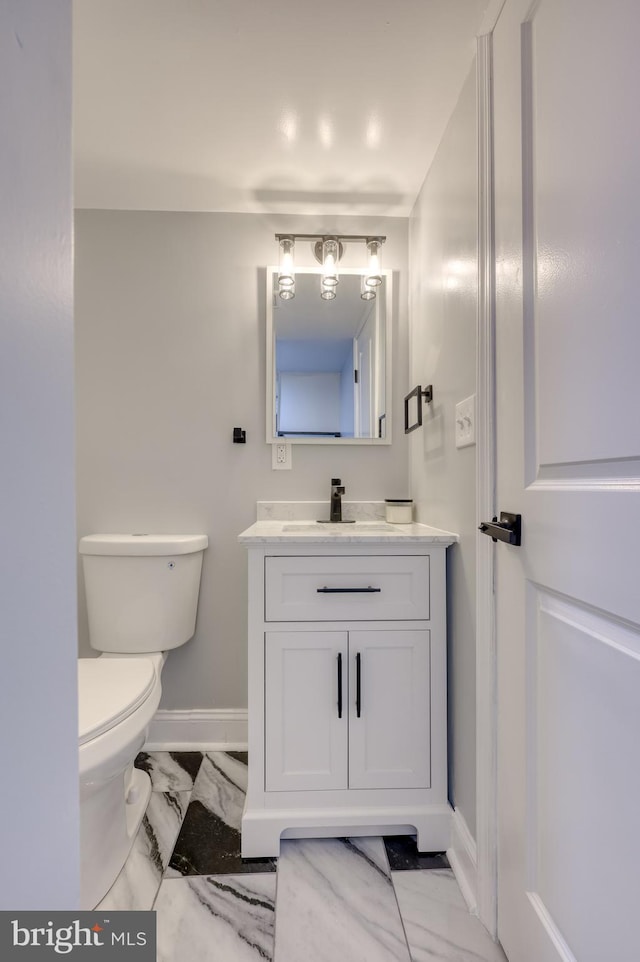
(408, 63), (478, 839)
(75, 211), (409, 710)
(1, 1), (79, 908)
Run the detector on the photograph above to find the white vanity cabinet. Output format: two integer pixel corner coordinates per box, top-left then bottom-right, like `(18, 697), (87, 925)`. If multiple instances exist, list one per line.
(238, 523), (457, 858)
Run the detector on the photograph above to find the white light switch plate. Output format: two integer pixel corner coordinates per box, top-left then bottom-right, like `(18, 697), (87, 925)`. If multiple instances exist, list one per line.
(272, 442), (292, 470)
(455, 394), (476, 448)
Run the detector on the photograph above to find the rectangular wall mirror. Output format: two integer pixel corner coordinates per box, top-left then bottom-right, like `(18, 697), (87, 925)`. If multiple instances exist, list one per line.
(266, 267), (392, 444)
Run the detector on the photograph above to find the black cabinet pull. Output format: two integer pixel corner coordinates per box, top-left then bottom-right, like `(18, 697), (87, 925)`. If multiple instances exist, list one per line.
(356, 652), (362, 718)
(337, 652), (343, 719)
(317, 586), (382, 594)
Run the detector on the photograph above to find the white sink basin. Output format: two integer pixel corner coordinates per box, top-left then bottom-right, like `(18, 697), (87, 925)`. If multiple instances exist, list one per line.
(282, 522), (397, 533)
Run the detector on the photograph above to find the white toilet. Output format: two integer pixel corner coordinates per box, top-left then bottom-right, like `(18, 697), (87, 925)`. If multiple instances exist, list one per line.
(77, 533), (208, 909)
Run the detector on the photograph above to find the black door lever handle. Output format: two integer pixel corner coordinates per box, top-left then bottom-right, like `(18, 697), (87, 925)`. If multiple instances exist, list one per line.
(479, 512), (522, 546)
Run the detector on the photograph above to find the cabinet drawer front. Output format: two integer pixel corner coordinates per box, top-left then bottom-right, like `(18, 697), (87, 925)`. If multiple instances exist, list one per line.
(265, 556), (430, 622)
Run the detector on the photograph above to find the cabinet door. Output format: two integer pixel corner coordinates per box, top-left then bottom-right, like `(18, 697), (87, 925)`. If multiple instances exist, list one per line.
(265, 630), (348, 792)
(348, 629), (431, 790)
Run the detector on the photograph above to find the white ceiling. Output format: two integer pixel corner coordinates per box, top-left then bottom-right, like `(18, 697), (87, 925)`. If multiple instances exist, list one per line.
(73, 0), (491, 215)
(275, 272), (374, 341)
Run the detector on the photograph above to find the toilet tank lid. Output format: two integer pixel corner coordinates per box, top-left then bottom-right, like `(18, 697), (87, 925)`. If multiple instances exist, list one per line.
(79, 534), (208, 556)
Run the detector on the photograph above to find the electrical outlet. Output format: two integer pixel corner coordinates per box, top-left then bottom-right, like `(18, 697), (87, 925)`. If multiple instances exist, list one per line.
(272, 442), (292, 470)
(455, 395), (476, 448)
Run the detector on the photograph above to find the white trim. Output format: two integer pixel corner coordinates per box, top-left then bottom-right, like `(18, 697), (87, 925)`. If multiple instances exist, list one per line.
(144, 709), (248, 751)
(527, 893), (578, 962)
(265, 266), (393, 445)
(447, 807), (479, 914)
(475, 32), (498, 939)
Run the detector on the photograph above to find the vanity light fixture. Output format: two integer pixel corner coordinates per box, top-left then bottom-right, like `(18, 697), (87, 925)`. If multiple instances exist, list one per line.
(274, 233), (386, 301)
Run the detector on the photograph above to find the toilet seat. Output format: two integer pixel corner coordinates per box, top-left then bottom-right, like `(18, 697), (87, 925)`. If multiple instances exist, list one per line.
(79, 658), (156, 745)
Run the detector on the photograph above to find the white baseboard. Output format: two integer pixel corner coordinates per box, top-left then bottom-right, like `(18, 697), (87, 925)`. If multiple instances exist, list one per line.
(145, 709), (248, 751)
(447, 807), (478, 914)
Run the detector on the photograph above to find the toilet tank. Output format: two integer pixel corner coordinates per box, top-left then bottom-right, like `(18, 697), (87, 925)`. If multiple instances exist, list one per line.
(80, 534), (208, 654)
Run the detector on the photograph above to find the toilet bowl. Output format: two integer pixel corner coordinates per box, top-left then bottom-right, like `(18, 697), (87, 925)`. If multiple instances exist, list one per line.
(77, 533), (207, 908)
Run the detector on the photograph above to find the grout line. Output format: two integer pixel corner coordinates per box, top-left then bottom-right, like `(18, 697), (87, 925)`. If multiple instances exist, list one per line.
(377, 838), (416, 961)
(271, 847), (280, 962)
(390, 882), (414, 962)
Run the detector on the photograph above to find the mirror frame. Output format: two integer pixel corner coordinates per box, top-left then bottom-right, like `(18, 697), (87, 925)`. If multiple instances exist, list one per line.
(265, 266), (393, 445)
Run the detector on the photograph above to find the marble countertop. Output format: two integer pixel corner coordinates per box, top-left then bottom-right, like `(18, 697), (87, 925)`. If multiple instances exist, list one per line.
(238, 520), (459, 545)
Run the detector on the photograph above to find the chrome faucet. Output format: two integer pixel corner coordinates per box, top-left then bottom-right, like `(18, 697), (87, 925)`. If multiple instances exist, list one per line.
(330, 478), (345, 522)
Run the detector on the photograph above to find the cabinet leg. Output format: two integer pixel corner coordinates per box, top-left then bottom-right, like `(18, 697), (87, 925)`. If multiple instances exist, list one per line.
(241, 814), (282, 859)
(414, 810), (452, 853)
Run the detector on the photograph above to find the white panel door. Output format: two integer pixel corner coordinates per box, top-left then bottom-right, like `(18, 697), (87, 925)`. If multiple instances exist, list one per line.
(348, 629), (431, 790)
(265, 631), (348, 792)
(493, 2), (640, 961)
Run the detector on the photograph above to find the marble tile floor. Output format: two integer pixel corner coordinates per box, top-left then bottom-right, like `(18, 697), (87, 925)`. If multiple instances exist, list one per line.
(99, 751), (506, 962)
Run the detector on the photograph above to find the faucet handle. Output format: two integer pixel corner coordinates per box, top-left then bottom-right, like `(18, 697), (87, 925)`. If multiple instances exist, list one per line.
(331, 478), (341, 485)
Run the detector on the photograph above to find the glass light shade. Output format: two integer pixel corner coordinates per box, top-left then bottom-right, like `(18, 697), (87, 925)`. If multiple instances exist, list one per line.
(278, 236), (295, 289)
(320, 278), (336, 300)
(361, 275), (376, 300)
(365, 238), (382, 287)
(321, 237), (339, 288)
(279, 284), (295, 300)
